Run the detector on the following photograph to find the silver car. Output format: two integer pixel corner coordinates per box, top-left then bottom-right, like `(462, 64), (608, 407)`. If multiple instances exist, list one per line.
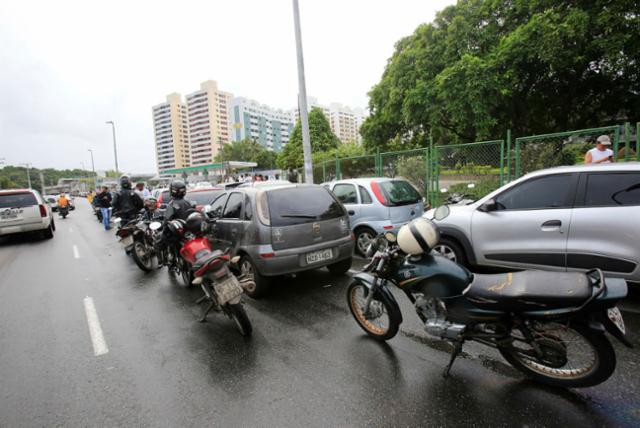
(426, 163), (640, 284)
(323, 178), (424, 255)
(206, 183), (355, 298)
(0, 189), (55, 239)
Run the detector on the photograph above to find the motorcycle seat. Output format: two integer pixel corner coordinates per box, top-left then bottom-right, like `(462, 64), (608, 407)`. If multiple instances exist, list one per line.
(463, 270), (592, 311)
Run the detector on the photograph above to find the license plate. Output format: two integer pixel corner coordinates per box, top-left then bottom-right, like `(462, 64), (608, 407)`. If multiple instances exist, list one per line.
(213, 275), (244, 306)
(0, 208), (21, 220)
(120, 235), (134, 247)
(607, 307), (626, 335)
(306, 248), (333, 264)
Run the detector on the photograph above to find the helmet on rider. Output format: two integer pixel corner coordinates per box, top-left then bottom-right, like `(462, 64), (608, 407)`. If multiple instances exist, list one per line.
(397, 218), (439, 256)
(143, 197), (157, 211)
(185, 212), (206, 235)
(120, 175), (132, 190)
(170, 180), (187, 199)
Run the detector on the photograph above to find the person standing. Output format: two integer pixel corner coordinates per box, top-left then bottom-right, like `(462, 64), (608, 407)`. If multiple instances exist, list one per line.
(585, 135), (615, 164)
(134, 181), (151, 200)
(112, 176), (143, 222)
(95, 186), (113, 230)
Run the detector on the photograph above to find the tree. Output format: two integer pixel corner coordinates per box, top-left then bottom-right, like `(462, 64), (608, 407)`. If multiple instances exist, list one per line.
(214, 138), (277, 169)
(277, 107), (341, 169)
(362, 0), (640, 151)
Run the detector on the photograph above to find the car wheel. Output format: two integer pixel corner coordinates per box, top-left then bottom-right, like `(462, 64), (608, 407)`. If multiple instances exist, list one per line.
(327, 257), (352, 275)
(354, 227), (376, 256)
(240, 256), (271, 299)
(432, 237), (468, 266)
(51, 218), (56, 231)
(42, 223), (54, 240)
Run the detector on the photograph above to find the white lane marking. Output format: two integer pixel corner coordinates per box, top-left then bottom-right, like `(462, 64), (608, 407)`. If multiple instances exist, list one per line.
(73, 245), (80, 259)
(83, 297), (109, 356)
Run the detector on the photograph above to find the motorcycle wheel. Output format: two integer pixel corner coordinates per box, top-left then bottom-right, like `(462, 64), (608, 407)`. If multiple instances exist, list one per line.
(131, 241), (154, 272)
(228, 303), (252, 337)
(179, 258), (193, 287)
(499, 323), (616, 388)
(346, 281), (400, 341)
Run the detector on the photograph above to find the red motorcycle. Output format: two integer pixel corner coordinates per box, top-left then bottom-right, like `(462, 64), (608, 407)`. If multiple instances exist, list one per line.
(155, 214), (253, 336)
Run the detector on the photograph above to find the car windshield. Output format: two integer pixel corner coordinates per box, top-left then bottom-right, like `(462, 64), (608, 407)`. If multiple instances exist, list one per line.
(187, 190), (223, 205)
(380, 180), (421, 205)
(0, 192), (37, 208)
(268, 187), (345, 226)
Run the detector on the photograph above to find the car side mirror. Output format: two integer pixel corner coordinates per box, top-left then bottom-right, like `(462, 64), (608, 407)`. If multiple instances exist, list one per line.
(478, 198), (498, 213)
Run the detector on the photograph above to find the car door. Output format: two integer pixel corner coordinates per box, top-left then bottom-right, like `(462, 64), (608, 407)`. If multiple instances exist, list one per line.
(332, 183), (360, 225)
(208, 193), (229, 249)
(566, 171), (640, 281)
(356, 184), (377, 226)
(470, 173), (578, 271)
(219, 192), (248, 253)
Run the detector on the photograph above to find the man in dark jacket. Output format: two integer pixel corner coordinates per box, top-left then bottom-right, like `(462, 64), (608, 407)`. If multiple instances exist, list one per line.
(95, 185), (113, 230)
(112, 176), (143, 222)
(164, 180), (193, 221)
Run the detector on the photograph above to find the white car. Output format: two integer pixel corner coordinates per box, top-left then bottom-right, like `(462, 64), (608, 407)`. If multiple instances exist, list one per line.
(425, 163), (640, 284)
(0, 189), (55, 239)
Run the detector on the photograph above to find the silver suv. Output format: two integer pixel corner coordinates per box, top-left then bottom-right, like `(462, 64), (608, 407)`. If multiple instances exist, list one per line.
(426, 163), (640, 284)
(0, 189), (55, 239)
(323, 178), (424, 255)
(206, 184), (355, 298)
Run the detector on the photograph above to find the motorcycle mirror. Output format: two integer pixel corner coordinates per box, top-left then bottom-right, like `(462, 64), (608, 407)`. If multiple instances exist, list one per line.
(434, 205), (450, 221)
(149, 221), (162, 231)
(384, 231), (396, 242)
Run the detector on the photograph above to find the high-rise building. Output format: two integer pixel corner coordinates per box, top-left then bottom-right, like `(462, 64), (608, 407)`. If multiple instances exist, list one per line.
(230, 97), (295, 152)
(152, 93), (190, 175)
(186, 80), (233, 166)
(294, 97), (366, 144)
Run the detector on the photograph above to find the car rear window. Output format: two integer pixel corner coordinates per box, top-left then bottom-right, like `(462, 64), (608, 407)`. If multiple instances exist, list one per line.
(379, 180), (421, 206)
(268, 187), (345, 226)
(0, 192), (38, 208)
(188, 190), (222, 205)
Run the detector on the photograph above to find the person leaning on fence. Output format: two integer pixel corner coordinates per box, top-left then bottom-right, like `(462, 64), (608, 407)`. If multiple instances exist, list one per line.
(585, 135), (615, 164)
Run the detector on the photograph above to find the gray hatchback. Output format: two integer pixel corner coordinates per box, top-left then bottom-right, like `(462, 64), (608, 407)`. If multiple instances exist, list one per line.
(206, 183), (355, 298)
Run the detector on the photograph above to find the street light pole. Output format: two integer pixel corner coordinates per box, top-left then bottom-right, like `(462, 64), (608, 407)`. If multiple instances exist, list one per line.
(105, 121), (119, 176)
(88, 149), (97, 189)
(292, 0), (313, 184)
(21, 163), (32, 189)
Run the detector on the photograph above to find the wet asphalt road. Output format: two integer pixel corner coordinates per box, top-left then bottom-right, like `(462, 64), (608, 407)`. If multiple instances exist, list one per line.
(1, 200), (639, 427)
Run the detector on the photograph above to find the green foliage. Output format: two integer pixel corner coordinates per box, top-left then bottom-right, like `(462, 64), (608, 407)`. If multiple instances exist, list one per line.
(277, 108), (340, 169)
(0, 166), (95, 190)
(215, 138), (277, 169)
(362, 0), (640, 151)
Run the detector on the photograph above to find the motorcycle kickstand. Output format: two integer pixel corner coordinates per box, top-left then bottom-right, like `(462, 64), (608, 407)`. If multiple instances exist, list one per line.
(443, 340), (464, 378)
(199, 299), (214, 323)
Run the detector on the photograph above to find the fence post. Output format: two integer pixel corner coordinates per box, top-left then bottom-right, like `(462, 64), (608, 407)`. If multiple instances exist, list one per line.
(506, 129), (511, 182)
(322, 161), (326, 183)
(624, 122), (631, 161)
(613, 125), (621, 161)
(499, 139), (505, 186)
(637, 122), (640, 162)
(376, 148), (381, 176)
(335, 155), (341, 180)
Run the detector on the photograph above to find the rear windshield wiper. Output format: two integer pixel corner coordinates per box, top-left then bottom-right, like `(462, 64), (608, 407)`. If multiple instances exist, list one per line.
(280, 214), (317, 219)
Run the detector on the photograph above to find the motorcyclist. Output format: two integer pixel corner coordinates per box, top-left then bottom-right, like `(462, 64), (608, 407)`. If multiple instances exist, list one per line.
(112, 175), (143, 223)
(57, 193), (70, 217)
(164, 180), (194, 221)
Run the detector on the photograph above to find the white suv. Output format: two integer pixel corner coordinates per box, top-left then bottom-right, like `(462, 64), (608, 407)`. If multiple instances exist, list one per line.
(0, 189), (55, 239)
(426, 163), (640, 284)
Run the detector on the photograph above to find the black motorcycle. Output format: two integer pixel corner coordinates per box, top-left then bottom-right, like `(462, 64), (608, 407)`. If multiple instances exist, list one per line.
(347, 221), (631, 388)
(58, 205), (69, 219)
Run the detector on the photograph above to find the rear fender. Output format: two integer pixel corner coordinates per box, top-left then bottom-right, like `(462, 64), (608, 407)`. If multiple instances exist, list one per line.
(570, 312), (633, 348)
(352, 273), (403, 324)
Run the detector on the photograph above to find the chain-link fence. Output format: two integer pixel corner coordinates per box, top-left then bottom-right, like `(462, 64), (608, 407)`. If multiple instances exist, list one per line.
(511, 126), (620, 179)
(432, 140), (504, 206)
(338, 155), (377, 180)
(379, 148), (430, 197)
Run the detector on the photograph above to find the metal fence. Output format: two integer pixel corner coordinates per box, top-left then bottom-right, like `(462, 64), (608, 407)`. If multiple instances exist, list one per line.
(302, 122), (639, 206)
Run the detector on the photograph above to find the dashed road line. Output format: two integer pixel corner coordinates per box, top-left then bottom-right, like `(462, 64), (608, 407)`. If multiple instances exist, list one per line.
(73, 245), (80, 259)
(83, 297), (109, 356)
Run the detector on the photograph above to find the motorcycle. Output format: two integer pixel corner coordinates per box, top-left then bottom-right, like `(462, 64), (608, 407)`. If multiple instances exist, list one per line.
(58, 205), (69, 219)
(347, 210), (632, 388)
(150, 216), (254, 336)
(113, 216), (137, 255)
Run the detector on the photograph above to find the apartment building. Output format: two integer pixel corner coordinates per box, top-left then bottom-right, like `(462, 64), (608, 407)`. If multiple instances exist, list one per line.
(230, 97), (295, 152)
(151, 93), (190, 175)
(294, 97), (366, 144)
(186, 80), (233, 167)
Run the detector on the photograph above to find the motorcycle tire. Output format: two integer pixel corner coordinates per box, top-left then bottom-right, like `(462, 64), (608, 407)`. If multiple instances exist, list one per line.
(499, 323), (616, 388)
(131, 241), (154, 272)
(228, 303), (252, 337)
(179, 258), (194, 287)
(346, 281), (401, 341)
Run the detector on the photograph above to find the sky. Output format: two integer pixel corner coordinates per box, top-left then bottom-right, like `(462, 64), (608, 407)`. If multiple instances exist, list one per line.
(0, 0), (455, 174)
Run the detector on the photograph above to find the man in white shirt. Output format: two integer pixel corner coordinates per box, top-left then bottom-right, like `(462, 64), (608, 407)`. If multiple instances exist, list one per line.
(585, 135), (615, 164)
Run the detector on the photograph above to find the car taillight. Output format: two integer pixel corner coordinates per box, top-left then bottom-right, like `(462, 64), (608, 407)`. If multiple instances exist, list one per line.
(370, 182), (389, 206)
(38, 204), (47, 217)
(259, 252), (275, 259)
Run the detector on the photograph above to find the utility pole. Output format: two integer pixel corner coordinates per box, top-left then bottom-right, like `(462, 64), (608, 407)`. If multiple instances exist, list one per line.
(39, 172), (46, 195)
(105, 121), (119, 176)
(88, 149), (97, 189)
(292, 0), (313, 184)
(21, 163), (32, 189)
